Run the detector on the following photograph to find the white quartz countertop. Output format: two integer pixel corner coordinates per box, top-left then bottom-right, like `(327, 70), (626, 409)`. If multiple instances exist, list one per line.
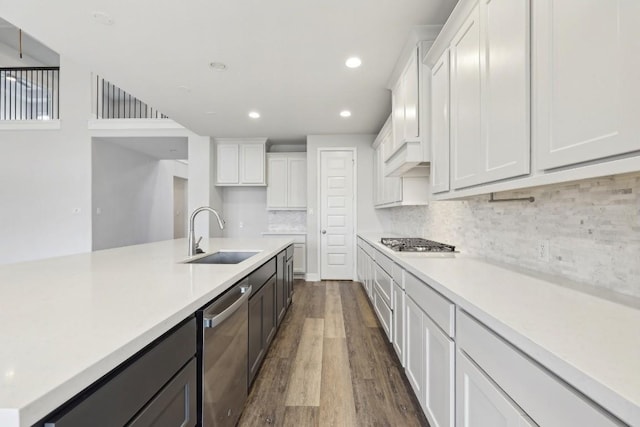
(0, 237), (293, 427)
(358, 233), (640, 426)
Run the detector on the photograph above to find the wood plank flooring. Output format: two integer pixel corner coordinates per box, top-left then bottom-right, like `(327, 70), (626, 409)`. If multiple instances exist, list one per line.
(238, 280), (428, 427)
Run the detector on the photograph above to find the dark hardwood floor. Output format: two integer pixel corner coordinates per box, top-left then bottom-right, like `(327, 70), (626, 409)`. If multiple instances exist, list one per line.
(238, 280), (428, 427)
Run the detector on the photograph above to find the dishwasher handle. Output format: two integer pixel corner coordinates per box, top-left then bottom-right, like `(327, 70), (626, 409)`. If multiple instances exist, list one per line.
(203, 284), (252, 329)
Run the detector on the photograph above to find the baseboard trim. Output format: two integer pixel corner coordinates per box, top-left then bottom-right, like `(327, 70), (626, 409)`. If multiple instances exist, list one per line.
(305, 273), (320, 282)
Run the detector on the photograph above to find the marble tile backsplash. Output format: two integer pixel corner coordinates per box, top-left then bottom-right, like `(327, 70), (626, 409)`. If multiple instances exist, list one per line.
(378, 172), (640, 298)
(267, 210), (307, 232)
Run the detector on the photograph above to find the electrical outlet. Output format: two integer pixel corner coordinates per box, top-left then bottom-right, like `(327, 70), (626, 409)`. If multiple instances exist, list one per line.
(239, 221), (244, 229)
(538, 240), (550, 262)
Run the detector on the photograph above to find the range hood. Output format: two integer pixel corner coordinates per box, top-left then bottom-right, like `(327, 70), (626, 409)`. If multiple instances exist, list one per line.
(384, 140), (428, 177)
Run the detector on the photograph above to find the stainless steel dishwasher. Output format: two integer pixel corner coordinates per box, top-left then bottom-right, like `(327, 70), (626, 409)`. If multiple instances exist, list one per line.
(198, 279), (252, 427)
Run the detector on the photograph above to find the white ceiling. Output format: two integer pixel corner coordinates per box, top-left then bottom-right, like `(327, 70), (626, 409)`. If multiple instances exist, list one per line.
(95, 137), (188, 160)
(0, 1), (456, 141)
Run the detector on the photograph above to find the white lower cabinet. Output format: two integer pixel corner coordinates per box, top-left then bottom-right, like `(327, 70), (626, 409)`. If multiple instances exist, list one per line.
(357, 241), (374, 301)
(293, 243), (305, 274)
(457, 350), (536, 427)
(373, 285), (392, 342)
(405, 296), (424, 400)
(392, 282), (405, 366)
(358, 237), (627, 427)
(405, 295), (454, 427)
(457, 310), (623, 427)
(423, 313), (454, 427)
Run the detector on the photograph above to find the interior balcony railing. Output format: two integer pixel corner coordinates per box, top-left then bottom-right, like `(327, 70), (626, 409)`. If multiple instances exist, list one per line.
(96, 75), (168, 119)
(0, 67), (59, 120)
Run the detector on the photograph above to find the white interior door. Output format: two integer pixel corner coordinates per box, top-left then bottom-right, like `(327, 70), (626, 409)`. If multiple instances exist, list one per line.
(320, 150), (355, 280)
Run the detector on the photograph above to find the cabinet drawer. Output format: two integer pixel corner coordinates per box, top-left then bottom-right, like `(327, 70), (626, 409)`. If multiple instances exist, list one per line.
(405, 272), (454, 338)
(249, 258), (276, 294)
(374, 250), (394, 276)
(128, 358), (197, 427)
(457, 311), (623, 426)
(374, 262), (393, 307)
(45, 319), (196, 427)
(363, 241), (376, 259)
(373, 285), (393, 343)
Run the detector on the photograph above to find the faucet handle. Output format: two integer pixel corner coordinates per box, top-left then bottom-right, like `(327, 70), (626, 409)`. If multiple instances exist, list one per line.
(195, 236), (205, 254)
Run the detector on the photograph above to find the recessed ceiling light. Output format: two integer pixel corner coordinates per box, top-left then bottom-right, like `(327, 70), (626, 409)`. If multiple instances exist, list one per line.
(92, 11), (114, 26)
(209, 62), (227, 71)
(178, 85), (191, 93)
(205, 111), (217, 115)
(5, 75), (16, 82)
(248, 111), (260, 119)
(345, 57), (362, 68)
(340, 110), (352, 118)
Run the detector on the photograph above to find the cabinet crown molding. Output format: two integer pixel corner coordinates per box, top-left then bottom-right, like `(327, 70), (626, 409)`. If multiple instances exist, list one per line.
(387, 25), (442, 89)
(423, 0), (479, 68)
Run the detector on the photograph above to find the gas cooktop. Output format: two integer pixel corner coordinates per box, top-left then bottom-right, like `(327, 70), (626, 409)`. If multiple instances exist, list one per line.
(380, 237), (456, 253)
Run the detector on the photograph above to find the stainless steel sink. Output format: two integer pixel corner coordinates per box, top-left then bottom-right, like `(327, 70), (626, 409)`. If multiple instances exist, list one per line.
(186, 251), (260, 264)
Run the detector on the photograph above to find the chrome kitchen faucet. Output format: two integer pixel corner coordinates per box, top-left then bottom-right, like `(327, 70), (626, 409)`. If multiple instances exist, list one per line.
(187, 207), (226, 256)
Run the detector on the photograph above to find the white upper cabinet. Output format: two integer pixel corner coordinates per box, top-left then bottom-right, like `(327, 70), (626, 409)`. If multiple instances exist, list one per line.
(534, 0), (640, 170)
(266, 156), (288, 207)
(450, 5), (483, 189)
(480, 0), (531, 182)
(431, 49), (450, 194)
(215, 138), (266, 186)
(373, 116), (408, 208)
(266, 152), (306, 210)
(450, 0), (530, 190)
(392, 52), (419, 154)
(240, 144), (265, 184)
(287, 156), (306, 208)
(425, 0), (640, 199)
(385, 26), (441, 177)
(216, 143), (240, 184)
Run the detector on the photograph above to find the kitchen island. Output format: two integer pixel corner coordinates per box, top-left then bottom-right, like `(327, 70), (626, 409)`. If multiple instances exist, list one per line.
(0, 237), (293, 427)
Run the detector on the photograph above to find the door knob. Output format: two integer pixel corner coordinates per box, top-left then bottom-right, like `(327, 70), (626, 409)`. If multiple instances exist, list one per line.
(321, 229), (327, 234)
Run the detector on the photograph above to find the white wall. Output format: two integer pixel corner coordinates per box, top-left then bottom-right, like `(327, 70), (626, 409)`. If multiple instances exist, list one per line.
(306, 134), (385, 279)
(378, 172), (640, 299)
(92, 140), (185, 250)
(0, 55), (92, 264)
(187, 137), (224, 253)
(0, 41), (46, 67)
(221, 187), (269, 238)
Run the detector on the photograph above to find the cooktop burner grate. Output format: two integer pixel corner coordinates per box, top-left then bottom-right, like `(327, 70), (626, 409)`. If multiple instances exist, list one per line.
(380, 237), (456, 252)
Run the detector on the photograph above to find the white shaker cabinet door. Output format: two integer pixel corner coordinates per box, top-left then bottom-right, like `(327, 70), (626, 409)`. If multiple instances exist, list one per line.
(392, 282), (405, 367)
(392, 77), (405, 152)
(266, 156), (288, 208)
(450, 5), (482, 190)
(293, 243), (305, 273)
(431, 49), (451, 194)
(457, 350), (537, 427)
(216, 143), (240, 184)
(480, 0), (530, 182)
(287, 157), (307, 208)
(423, 313), (455, 427)
(405, 296), (425, 409)
(534, 0), (640, 170)
(240, 144), (265, 184)
(403, 51), (420, 141)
